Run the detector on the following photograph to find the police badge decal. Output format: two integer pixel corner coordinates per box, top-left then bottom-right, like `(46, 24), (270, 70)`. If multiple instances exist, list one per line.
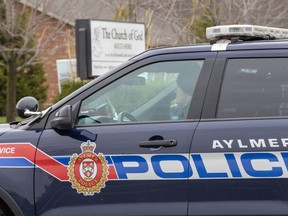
(68, 140), (109, 196)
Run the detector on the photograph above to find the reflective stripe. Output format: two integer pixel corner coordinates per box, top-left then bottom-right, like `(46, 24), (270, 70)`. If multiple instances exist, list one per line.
(1, 143), (288, 181)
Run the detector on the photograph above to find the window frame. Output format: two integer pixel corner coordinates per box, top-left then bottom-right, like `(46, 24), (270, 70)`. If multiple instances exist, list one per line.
(77, 60), (204, 125)
(45, 52), (216, 129)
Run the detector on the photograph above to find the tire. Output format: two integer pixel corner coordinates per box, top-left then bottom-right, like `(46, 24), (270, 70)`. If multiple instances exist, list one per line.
(0, 200), (13, 216)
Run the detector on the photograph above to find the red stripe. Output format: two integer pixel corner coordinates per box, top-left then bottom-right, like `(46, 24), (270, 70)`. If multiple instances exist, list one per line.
(0, 143), (35, 161)
(0, 143), (69, 181)
(35, 148), (69, 181)
(0, 143), (118, 181)
(108, 165), (118, 180)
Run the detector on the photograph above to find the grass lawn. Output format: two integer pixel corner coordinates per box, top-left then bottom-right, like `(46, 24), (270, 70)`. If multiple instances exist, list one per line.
(0, 116), (22, 124)
(0, 116), (6, 124)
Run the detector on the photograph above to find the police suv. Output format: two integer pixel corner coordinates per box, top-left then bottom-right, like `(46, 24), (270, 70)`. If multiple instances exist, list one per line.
(1, 24), (288, 216)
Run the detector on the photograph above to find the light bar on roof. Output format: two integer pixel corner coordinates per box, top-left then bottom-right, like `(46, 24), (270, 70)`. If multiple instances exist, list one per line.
(206, 24), (288, 40)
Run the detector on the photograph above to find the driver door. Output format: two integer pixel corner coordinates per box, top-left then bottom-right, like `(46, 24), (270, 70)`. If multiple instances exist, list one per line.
(34, 57), (212, 216)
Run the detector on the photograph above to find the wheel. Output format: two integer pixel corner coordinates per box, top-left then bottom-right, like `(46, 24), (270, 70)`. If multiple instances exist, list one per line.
(117, 111), (137, 122)
(0, 201), (13, 216)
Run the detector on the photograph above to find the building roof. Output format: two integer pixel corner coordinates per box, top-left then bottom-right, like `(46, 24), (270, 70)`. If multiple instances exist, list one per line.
(21, 0), (112, 26)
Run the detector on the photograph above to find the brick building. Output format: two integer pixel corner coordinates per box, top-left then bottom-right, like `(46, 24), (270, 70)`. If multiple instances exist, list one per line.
(22, 0), (176, 106)
(23, 0), (112, 106)
(34, 21), (76, 106)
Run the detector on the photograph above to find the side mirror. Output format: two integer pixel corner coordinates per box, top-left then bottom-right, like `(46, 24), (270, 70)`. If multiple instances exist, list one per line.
(50, 105), (74, 130)
(16, 96), (39, 118)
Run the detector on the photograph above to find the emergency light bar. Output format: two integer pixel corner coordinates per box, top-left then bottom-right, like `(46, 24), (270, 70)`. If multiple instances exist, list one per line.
(206, 24), (288, 41)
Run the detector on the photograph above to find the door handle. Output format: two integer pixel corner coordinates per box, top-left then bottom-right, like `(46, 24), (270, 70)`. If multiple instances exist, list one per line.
(139, 139), (177, 148)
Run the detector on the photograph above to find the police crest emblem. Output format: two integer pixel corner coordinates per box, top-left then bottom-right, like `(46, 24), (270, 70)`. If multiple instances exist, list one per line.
(68, 140), (109, 195)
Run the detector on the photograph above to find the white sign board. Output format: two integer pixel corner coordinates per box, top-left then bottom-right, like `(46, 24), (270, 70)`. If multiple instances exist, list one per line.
(90, 20), (145, 76)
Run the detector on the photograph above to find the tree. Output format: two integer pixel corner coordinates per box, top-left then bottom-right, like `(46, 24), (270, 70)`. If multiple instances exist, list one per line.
(186, 0), (288, 44)
(53, 80), (88, 103)
(16, 62), (47, 110)
(106, 0), (288, 46)
(0, 60), (47, 116)
(113, 0), (136, 21)
(0, 68), (6, 116)
(210, 0), (288, 27)
(0, 0), (66, 122)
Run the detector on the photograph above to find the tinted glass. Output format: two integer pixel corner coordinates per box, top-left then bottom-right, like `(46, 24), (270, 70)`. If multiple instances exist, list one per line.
(217, 58), (288, 118)
(77, 60), (203, 125)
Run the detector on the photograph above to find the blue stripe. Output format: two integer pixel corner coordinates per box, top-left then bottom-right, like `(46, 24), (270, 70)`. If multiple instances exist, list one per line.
(54, 156), (71, 166)
(105, 156), (113, 165)
(0, 158), (33, 167)
(0, 157), (72, 167)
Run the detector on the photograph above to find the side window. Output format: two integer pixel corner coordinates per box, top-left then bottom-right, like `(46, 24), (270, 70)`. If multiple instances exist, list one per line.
(217, 58), (288, 118)
(77, 60), (203, 125)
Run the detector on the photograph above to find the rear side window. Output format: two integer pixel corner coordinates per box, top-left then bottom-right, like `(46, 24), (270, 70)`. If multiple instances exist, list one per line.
(217, 58), (288, 118)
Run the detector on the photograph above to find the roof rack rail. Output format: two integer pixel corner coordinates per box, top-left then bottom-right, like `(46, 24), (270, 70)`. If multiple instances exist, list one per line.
(206, 24), (288, 43)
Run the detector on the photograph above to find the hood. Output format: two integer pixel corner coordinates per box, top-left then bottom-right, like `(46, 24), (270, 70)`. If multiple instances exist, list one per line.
(0, 123), (12, 136)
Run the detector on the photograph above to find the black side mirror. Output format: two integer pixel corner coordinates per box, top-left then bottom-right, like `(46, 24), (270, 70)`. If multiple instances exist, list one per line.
(50, 105), (74, 130)
(16, 96), (39, 118)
